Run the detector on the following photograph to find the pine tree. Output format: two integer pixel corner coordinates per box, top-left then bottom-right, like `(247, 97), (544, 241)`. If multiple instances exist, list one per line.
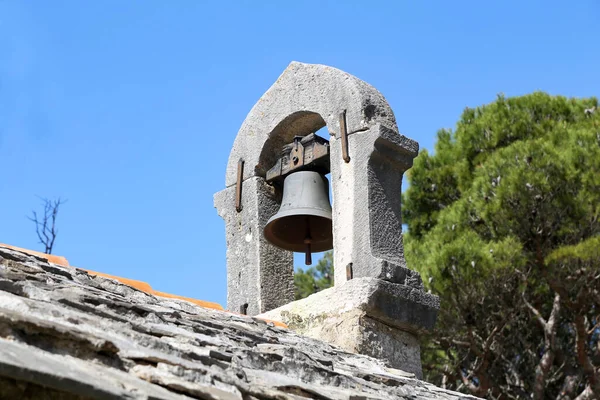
(403, 93), (600, 399)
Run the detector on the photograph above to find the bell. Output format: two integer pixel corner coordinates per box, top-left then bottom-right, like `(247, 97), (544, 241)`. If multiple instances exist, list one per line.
(264, 170), (333, 265)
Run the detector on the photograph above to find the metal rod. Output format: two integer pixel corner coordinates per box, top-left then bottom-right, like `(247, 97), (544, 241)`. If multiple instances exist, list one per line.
(305, 244), (312, 265)
(304, 216), (312, 265)
(235, 159), (244, 212)
(339, 110), (350, 163)
(346, 263), (353, 280)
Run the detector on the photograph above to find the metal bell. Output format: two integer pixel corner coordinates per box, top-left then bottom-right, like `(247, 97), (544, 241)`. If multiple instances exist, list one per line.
(264, 170), (333, 265)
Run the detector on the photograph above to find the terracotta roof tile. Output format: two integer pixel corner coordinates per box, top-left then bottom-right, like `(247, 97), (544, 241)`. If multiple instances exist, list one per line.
(0, 243), (69, 267)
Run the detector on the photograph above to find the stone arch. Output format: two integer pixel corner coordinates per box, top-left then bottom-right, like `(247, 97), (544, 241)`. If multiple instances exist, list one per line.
(224, 61), (398, 188)
(257, 111), (326, 180)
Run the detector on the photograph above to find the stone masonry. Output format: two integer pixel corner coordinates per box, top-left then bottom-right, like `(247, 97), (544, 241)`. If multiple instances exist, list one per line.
(259, 278), (440, 378)
(214, 61), (430, 313)
(214, 62), (440, 377)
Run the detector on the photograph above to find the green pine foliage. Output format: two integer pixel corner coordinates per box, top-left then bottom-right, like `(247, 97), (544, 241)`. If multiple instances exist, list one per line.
(294, 251), (333, 300)
(403, 92), (600, 399)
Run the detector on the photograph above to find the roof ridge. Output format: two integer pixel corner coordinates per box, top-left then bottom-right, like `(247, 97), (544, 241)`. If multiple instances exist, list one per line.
(0, 243), (286, 328)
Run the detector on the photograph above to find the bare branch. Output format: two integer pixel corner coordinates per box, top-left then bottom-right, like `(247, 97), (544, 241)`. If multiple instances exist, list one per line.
(27, 211), (45, 251)
(533, 293), (561, 400)
(523, 293), (547, 330)
(556, 375), (580, 400)
(451, 340), (472, 349)
(574, 386), (595, 400)
(587, 320), (600, 336)
(28, 197), (66, 254)
(483, 323), (504, 355)
(574, 314), (600, 396)
(547, 292), (561, 334)
(456, 364), (481, 395)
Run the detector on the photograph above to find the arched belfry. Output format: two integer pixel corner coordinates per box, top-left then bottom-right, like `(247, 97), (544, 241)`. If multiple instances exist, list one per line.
(214, 62), (438, 376)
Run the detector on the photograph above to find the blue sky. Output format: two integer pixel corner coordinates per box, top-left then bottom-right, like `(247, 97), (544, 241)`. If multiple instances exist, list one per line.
(1, 1), (598, 306)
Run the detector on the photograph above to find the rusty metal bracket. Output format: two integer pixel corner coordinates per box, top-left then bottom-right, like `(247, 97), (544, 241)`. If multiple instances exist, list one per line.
(289, 136), (305, 170)
(346, 262), (353, 280)
(265, 133), (330, 184)
(235, 159), (244, 212)
(339, 110), (350, 163)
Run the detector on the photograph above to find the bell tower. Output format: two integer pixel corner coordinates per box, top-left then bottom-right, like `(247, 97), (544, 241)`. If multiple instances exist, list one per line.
(214, 62), (439, 377)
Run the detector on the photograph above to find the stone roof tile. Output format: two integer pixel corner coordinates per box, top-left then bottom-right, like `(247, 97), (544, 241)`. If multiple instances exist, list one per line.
(0, 244), (479, 400)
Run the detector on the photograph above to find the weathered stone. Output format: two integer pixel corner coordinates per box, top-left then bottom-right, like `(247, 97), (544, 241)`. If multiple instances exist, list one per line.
(0, 244), (478, 399)
(213, 61), (443, 382)
(214, 176), (294, 315)
(356, 316), (421, 377)
(215, 62), (430, 320)
(224, 62), (403, 188)
(0, 338), (189, 400)
(259, 278), (439, 331)
(258, 278), (439, 378)
(0, 375), (89, 400)
(328, 124), (421, 286)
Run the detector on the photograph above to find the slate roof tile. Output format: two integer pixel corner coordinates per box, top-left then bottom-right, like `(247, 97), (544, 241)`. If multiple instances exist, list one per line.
(0, 244), (480, 400)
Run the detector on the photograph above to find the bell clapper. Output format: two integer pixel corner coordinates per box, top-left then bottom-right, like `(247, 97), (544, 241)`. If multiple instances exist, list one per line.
(304, 216), (312, 265)
(304, 240), (312, 265)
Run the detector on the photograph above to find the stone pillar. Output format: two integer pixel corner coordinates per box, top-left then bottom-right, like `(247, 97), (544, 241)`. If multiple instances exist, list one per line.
(214, 177), (294, 316)
(329, 123), (423, 287)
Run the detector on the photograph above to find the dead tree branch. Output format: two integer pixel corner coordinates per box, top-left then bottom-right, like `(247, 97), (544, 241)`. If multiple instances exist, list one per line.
(28, 197), (66, 254)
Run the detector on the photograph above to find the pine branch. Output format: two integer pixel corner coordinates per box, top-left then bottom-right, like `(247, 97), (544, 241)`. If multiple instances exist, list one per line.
(574, 314), (600, 396)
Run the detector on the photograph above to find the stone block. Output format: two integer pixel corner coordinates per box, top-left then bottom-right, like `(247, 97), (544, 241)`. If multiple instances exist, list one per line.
(258, 277), (440, 378)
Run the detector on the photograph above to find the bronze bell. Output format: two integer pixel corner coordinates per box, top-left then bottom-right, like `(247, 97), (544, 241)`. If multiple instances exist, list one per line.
(264, 170), (333, 265)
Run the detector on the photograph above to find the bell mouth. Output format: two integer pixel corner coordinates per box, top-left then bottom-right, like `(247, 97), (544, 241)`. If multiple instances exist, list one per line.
(263, 211), (333, 253)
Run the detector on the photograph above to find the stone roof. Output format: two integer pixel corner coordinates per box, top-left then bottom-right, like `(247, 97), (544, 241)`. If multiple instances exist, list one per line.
(0, 245), (478, 400)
